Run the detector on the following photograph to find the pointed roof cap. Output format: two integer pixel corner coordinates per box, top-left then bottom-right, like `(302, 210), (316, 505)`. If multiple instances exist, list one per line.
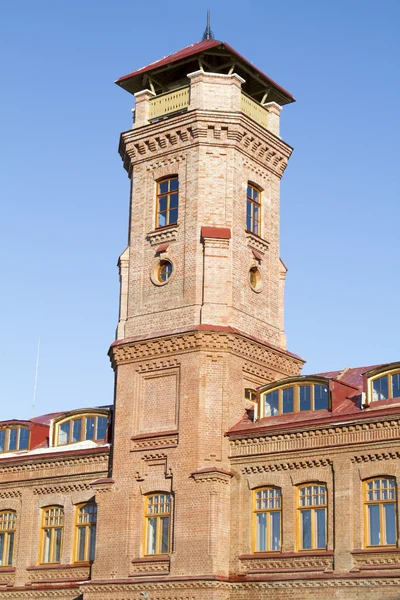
(116, 40), (295, 105)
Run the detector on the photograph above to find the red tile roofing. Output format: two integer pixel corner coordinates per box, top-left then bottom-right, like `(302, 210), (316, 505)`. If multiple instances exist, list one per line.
(116, 39), (295, 103)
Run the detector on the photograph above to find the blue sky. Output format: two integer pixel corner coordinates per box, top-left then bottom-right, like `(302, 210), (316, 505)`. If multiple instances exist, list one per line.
(1, 0), (399, 420)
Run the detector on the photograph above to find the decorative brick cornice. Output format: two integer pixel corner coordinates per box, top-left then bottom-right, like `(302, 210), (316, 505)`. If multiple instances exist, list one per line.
(191, 467), (234, 485)
(230, 416), (400, 457)
(130, 556), (170, 577)
(352, 451), (400, 463)
(110, 328), (303, 378)
(242, 458), (332, 474)
(0, 489), (21, 499)
(239, 551), (334, 574)
(131, 431), (179, 451)
(32, 482), (92, 495)
(119, 110), (292, 179)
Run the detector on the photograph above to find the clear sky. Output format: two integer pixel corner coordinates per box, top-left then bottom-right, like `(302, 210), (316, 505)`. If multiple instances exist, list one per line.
(1, 0), (399, 421)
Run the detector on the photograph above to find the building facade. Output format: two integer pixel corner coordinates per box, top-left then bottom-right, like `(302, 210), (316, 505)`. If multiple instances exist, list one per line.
(1, 38), (400, 600)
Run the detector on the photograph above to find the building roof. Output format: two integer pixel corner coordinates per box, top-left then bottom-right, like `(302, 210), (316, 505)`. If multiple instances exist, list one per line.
(116, 40), (295, 106)
(310, 364), (383, 391)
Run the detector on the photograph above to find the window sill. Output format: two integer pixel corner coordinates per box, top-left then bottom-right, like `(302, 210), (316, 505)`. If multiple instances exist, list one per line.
(130, 555), (170, 577)
(28, 563), (89, 570)
(26, 563), (91, 584)
(352, 547), (400, 554)
(131, 430), (179, 451)
(246, 230), (269, 254)
(0, 567), (15, 572)
(240, 550), (333, 560)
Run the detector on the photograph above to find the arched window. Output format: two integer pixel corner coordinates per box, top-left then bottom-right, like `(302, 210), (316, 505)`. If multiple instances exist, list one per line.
(297, 484), (327, 550)
(246, 184), (261, 235)
(0, 511), (16, 566)
(156, 177), (179, 228)
(369, 368), (400, 402)
(40, 506), (64, 564)
(261, 381), (330, 418)
(245, 388), (257, 403)
(144, 493), (171, 556)
(74, 503), (97, 562)
(55, 413), (108, 446)
(364, 478), (397, 547)
(253, 487), (281, 552)
(0, 426), (30, 453)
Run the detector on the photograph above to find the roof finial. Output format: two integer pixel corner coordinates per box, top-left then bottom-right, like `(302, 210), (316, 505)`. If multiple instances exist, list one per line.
(202, 9), (214, 41)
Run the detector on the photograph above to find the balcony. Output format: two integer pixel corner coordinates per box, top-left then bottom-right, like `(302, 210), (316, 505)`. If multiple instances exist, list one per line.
(133, 72), (280, 136)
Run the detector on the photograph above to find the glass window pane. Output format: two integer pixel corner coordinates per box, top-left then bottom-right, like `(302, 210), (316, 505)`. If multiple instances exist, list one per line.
(159, 181), (168, 194)
(368, 504), (380, 545)
(0, 431), (5, 452)
(372, 376), (389, 401)
(78, 527), (86, 561)
(147, 518), (157, 555)
(170, 193), (178, 209)
(19, 428), (29, 450)
(159, 196), (167, 212)
(246, 213), (251, 231)
(0, 533), (4, 565)
(7, 531), (14, 566)
(301, 510), (312, 549)
(86, 418), (95, 441)
(271, 511), (281, 551)
(299, 386), (311, 411)
(314, 385), (329, 410)
(161, 516), (169, 554)
(256, 513), (266, 551)
(282, 387), (294, 414)
(158, 212), (166, 227)
(253, 189), (259, 202)
(392, 373), (400, 398)
(265, 391), (279, 417)
(169, 178), (178, 191)
(384, 503), (396, 545)
(89, 524), (96, 561)
(8, 429), (17, 451)
(247, 186), (252, 198)
(55, 528), (62, 562)
(96, 417), (108, 440)
(72, 419), (82, 443)
(169, 208), (178, 225)
(43, 529), (51, 562)
(315, 508), (326, 548)
(59, 422), (70, 445)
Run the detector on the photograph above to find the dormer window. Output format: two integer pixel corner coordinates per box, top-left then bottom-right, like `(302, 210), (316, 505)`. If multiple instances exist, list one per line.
(55, 413), (108, 446)
(370, 370), (400, 402)
(0, 426), (30, 453)
(260, 380), (330, 418)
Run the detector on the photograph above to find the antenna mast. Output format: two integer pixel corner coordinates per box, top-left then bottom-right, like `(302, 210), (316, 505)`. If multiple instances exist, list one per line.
(32, 337), (40, 417)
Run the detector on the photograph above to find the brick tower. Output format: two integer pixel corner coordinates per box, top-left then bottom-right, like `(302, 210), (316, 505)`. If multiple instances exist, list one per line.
(93, 38), (304, 597)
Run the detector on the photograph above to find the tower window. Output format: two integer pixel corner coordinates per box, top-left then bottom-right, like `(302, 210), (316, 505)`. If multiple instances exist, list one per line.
(246, 184), (261, 235)
(249, 267), (262, 291)
(364, 478), (397, 547)
(156, 177), (179, 228)
(158, 260), (173, 283)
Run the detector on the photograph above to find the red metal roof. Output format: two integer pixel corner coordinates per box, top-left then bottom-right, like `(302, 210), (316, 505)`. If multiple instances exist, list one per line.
(116, 39), (295, 103)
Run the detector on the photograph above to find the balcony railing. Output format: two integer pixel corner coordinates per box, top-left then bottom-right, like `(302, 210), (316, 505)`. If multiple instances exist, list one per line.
(240, 94), (269, 129)
(149, 87), (190, 120)
(147, 87), (269, 130)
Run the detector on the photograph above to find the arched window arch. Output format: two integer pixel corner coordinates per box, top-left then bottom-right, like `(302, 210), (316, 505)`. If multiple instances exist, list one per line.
(364, 477), (397, 547)
(246, 183), (261, 235)
(253, 487), (281, 552)
(40, 506), (64, 564)
(156, 176), (179, 228)
(0, 511), (16, 566)
(74, 502), (97, 563)
(54, 412), (108, 446)
(297, 483), (327, 551)
(144, 493), (172, 556)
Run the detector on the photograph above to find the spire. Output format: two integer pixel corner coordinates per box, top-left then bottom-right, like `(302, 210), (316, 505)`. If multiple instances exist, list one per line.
(202, 9), (214, 41)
